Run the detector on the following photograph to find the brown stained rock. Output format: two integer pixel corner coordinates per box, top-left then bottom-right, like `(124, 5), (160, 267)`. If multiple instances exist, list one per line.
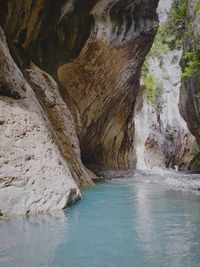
(58, 0), (159, 170)
(0, 27), (25, 99)
(26, 64), (95, 186)
(0, 0), (159, 178)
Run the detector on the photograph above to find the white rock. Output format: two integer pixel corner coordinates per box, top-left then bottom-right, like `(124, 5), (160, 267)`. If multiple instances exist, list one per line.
(134, 0), (195, 171)
(0, 27), (80, 217)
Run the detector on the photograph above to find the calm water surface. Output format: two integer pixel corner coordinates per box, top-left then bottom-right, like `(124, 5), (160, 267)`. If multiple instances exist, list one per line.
(1, 175), (200, 267)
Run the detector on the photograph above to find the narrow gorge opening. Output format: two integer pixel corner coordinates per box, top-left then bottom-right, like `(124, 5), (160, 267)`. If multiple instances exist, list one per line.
(0, 0), (200, 213)
(134, 0), (197, 172)
(1, 1), (200, 266)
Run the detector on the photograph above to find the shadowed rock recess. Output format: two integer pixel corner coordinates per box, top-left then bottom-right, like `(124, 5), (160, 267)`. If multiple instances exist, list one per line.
(179, 0), (200, 170)
(0, 0), (159, 216)
(180, 1), (200, 142)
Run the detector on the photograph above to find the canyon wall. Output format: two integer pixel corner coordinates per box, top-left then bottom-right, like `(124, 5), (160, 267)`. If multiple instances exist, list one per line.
(134, 0), (195, 170)
(0, 0), (159, 171)
(179, 0), (200, 169)
(0, 0), (159, 216)
(179, 0), (200, 143)
(0, 28), (81, 216)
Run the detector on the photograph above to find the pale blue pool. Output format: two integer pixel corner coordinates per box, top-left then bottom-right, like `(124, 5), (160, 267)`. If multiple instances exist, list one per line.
(1, 175), (200, 267)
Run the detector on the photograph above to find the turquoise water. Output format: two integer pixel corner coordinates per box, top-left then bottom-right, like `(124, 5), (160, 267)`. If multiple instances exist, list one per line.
(1, 176), (200, 267)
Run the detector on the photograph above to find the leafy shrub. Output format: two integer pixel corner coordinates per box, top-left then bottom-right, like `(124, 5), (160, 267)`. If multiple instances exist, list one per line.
(182, 51), (200, 78)
(161, 0), (188, 50)
(149, 27), (169, 59)
(166, 132), (175, 142)
(189, 143), (200, 169)
(144, 74), (163, 105)
(195, 92), (200, 99)
(194, 0), (200, 12)
(171, 0), (188, 25)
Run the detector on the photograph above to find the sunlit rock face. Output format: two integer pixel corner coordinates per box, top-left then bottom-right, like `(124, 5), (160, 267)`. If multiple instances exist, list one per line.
(135, 51), (195, 170)
(134, 0), (195, 171)
(179, 0), (200, 146)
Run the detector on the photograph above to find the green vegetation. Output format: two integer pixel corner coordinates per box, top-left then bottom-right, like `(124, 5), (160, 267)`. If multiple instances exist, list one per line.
(145, 0), (190, 60)
(190, 143), (200, 169)
(159, 0), (188, 50)
(142, 0), (200, 106)
(142, 60), (148, 78)
(166, 132), (175, 143)
(148, 27), (169, 59)
(145, 0), (188, 60)
(182, 52), (200, 78)
(182, 50), (200, 100)
(141, 24), (166, 107)
(191, 143), (200, 157)
(143, 74), (163, 106)
(195, 92), (200, 99)
(179, 0), (200, 92)
(141, 53), (163, 107)
(194, 0), (200, 12)
(171, 0), (188, 26)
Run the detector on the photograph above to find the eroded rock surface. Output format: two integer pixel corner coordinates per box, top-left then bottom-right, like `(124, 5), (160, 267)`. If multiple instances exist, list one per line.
(0, 0), (160, 215)
(58, 0), (159, 169)
(0, 28), (81, 216)
(134, 0), (195, 170)
(0, 0), (159, 171)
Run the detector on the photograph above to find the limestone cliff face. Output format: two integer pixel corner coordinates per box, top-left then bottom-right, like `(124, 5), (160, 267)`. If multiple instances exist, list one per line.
(1, 0), (159, 171)
(179, 0), (200, 169)
(58, 1), (159, 169)
(0, 28), (81, 216)
(135, 0), (195, 171)
(0, 0), (159, 215)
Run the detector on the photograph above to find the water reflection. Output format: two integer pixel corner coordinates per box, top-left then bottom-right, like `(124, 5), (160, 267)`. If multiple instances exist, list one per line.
(0, 177), (200, 267)
(0, 212), (68, 267)
(134, 182), (200, 267)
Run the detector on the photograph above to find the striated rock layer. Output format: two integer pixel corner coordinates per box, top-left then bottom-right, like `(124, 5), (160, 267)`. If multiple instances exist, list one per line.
(58, 1), (159, 169)
(0, 0), (159, 215)
(1, 0), (159, 170)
